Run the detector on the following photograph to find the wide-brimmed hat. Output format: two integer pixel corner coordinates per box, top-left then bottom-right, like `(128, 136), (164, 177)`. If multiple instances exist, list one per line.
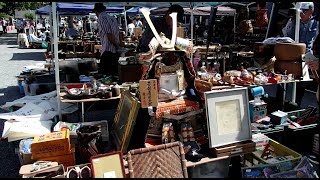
(93, 3), (106, 13)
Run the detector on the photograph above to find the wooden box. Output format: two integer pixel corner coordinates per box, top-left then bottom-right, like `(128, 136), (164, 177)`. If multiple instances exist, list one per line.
(118, 64), (142, 83)
(31, 129), (71, 159)
(211, 140), (256, 158)
(38, 145), (76, 170)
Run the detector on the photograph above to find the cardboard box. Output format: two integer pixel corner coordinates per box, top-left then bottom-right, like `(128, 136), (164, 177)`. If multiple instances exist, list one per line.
(249, 101), (267, 122)
(18, 139), (36, 165)
(31, 129), (71, 159)
(38, 145), (76, 170)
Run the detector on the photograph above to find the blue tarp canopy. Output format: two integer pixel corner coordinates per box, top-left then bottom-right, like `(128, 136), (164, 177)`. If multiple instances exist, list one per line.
(35, 5), (51, 15)
(35, 3), (125, 15)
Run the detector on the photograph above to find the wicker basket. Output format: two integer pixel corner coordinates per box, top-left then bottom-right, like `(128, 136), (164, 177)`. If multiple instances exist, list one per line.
(127, 142), (188, 178)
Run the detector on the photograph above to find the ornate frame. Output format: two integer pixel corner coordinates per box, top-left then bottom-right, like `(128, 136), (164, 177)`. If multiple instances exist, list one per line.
(112, 90), (140, 153)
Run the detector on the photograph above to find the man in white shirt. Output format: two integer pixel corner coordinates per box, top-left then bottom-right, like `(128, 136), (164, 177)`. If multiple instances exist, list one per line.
(93, 3), (120, 77)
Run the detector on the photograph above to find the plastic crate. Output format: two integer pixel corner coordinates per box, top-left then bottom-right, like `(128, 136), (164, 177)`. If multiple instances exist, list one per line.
(245, 138), (301, 166)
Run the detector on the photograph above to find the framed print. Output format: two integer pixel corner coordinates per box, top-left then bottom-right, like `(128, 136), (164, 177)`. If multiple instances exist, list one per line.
(112, 90), (141, 153)
(90, 151), (125, 178)
(204, 87), (252, 148)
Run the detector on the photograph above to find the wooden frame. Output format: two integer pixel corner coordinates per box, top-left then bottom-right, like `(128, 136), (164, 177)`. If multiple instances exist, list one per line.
(90, 151), (125, 178)
(112, 90), (140, 153)
(204, 87), (252, 148)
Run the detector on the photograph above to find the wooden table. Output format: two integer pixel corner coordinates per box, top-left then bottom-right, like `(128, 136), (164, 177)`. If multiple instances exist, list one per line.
(60, 89), (120, 122)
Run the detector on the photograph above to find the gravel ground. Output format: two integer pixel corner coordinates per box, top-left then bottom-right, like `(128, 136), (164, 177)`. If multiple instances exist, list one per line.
(0, 30), (318, 177)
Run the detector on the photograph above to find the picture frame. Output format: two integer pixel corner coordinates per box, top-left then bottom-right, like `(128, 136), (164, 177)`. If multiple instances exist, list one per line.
(90, 151), (125, 178)
(204, 87), (252, 148)
(112, 90), (141, 153)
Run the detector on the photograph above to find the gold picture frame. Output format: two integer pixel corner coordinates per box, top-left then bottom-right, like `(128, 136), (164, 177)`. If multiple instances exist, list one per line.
(112, 90), (140, 153)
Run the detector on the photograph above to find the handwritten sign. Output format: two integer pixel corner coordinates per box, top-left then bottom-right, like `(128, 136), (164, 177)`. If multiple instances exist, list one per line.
(139, 79), (158, 108)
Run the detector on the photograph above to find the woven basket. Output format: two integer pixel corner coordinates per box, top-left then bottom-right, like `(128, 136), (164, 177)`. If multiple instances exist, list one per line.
(127, 142), (188, 178)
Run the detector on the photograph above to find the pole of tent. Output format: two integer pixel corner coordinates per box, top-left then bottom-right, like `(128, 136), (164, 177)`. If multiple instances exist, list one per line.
(292, 2), (302, 103)
(190, 4), (194, 64)
(124, 9), (128, 36)
(52, 2), (62, 120)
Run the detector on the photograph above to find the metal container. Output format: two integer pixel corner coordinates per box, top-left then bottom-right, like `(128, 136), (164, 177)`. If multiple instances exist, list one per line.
(159, 73), (179, 92)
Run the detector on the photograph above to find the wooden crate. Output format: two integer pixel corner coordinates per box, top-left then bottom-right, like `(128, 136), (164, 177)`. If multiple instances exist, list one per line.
(38, 145), (76, 170)
(211, 140), (256, 158)
(31, 129), (71, 159)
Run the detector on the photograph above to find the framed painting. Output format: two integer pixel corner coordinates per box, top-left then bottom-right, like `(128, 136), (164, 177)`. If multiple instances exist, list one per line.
(112, 90), (140, 153)
(204, 87), (252, 148)
(90, 151), (125, 178)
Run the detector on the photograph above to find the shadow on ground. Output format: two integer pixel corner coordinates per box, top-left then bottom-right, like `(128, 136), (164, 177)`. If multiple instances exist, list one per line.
(10, 52), (45, 61)
(0, 86), (23, 112)
(0, 37), (17, 45)
(0, 85), (22, 178)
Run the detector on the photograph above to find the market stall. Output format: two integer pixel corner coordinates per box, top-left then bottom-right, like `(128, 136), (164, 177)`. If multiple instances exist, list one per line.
(0, 1), (318, 178)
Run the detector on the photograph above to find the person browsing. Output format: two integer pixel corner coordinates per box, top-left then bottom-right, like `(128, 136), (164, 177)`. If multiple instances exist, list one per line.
(93, 3), (120, 77)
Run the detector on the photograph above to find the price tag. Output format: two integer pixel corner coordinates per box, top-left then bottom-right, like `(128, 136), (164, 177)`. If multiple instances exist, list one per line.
(104, 171), (116, 178)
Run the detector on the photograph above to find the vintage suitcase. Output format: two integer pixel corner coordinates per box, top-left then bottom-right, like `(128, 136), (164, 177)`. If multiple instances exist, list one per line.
(211, 140), (256, 158)
(127, 141), (188, 178)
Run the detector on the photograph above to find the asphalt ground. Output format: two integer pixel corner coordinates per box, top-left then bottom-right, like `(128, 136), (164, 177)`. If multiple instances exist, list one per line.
(0, 30), (318, 177)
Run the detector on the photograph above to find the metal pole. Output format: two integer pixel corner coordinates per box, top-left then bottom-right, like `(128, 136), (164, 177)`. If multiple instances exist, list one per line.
(52, 2), (62, 120)
(291, 2), (301, 104)
(190, 5), (194, 63)
(49, 10), (54, 62)
(124, 9), (128, 35)
(265, 3), (275, 38)
(295, 2), (301, 43)
(233, 12), (236, 43)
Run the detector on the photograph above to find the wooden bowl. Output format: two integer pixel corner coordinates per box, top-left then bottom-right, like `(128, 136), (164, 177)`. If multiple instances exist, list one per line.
(274, 43), (306, 61)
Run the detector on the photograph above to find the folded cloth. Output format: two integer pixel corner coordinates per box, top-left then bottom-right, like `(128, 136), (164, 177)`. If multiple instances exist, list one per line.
(28, 34), (44, 43)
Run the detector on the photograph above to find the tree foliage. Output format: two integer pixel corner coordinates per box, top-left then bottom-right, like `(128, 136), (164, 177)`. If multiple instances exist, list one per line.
(24, 12), (35, 20)
(0, 2), (50, 16)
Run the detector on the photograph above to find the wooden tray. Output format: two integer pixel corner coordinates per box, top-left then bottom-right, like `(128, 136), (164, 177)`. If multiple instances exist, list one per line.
(211, 140), (256, 158)
(127, 142), (188, 178)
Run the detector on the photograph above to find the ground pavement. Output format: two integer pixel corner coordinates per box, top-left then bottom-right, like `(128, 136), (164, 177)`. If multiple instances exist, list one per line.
(0, 30), (46, 177)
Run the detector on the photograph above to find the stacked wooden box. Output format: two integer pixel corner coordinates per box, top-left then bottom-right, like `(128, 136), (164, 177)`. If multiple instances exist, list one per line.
(31, 129), (75, 169)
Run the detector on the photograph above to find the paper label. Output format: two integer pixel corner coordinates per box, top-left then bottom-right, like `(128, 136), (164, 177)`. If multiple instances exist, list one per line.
(104, 171), (116, 178)
(139, 79), (158, 108)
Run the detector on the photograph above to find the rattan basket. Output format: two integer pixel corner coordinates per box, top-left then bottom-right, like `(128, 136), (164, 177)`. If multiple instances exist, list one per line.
(127, 142), (188, 178)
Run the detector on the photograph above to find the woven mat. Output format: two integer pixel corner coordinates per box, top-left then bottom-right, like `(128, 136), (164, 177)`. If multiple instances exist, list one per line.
(127, 142), (188, 178)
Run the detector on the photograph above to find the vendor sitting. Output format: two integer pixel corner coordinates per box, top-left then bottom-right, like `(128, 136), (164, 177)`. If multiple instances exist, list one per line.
(27, 22), (46, 45)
